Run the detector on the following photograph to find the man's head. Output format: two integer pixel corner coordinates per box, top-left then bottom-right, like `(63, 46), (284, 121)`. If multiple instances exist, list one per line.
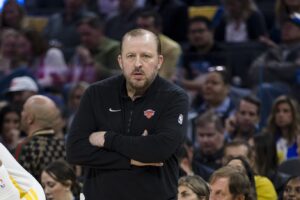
(7, 76), (38, 107)
(65, 0), (85, 13)
(223, 140), (252, 166)
(209, 166), (252, 200)
(188, 16), (214, 49)
(77, 17), (104, 51)
(136, 9), (162, 34)
(281, 17), (300, 44)
(21, 95), (59, 135)
(235, 96), (260, 134)
(196, 110), (225, 155)
(118, 28), (163, 95)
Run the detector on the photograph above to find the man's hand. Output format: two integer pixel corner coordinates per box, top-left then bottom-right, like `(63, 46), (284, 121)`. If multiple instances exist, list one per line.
(130, 159), (163, 167)
(89, 131), (106, 147)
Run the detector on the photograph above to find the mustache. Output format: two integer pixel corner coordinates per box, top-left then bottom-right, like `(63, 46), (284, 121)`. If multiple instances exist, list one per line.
(131, 69), (145, 74)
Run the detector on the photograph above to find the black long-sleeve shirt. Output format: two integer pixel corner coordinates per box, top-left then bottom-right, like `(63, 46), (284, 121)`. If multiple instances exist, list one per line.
(66, 75), (188, 200)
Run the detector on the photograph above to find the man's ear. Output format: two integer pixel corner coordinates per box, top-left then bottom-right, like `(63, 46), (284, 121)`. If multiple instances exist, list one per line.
(118, 55), (123, 69)
(157, 55), (163, 70)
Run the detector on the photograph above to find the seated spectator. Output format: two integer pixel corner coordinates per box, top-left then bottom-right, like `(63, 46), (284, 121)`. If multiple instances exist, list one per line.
(225, 95), (260, 141)
(36, 47), (68, 90)
(264, 95), (300, 162)
(136, 9), (181, 81)
(43, 0), (96, 60)
(105, 0), (141, 41)
(76, 16), (120, 79)
(145, 0), (188, 42)
(282, 176), (300, 200)
(0, 142), (45, 200)
(252, 133), (290, 198)
(223, 140), (278, 200)
(249, 16), (300, 102)
(225, 156), (257, 199)
(193, 66), (235, 123)
(0, 0), (29, 31)
(0, 104), (23, 152)
(15, 95), (66, 180)
(214, 0), (268, 42)
(176, 16), (226, 92)
(178, 142), (213, 181)
(41, 160), (81, 200)
(178, 175), (210, 200)
(193, 110), (225, 169)
(6, 76), (38, 110)
(209, 166), (254, 200)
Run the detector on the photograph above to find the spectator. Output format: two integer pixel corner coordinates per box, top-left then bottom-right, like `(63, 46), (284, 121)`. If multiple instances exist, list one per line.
(15, 95), (66, 180)
(214, 0), (268, 42)
(282, 176), (300, 200)
(0, 104), (23, 152)
(177, 16), (226, 92)
(41, 160), (81, 200)
(265, 95), (300, 162)
(223, 140), (278, 200)
(225, 95), (260, 141)
(76, 16), (121, 79)
(36, 47), (68, 89)
(136, 9), (181, 81)
(193, 110), (225, 169)
(43, 0), (96, 60)
(6, 76), (38, 110)
(178, 175), (210, 200)
(105, 0), (141, 41)
(209, 166), (254, 200)
(0, 0), (28, 31)
(145, 0), (188, 42)
(252, 133), (290, 198)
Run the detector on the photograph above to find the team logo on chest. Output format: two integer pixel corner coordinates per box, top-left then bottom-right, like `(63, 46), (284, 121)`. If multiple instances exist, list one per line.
(144, 109), (155, 119)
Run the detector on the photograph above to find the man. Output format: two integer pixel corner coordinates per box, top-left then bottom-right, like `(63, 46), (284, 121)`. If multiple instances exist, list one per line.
(7, 76), (38, 109)
(66, 28), (188, 200)
(177, 16), (226, 91)
(225, 95), (260, 141)
(136, 9), (182, 81)
(210, 166), (253, 200)
(1, 143), (45, 200)
(76, 16), (120, 79)
(44, 0), (96, 60)
(193, 110), (225, 169)
(15, 95), (66, 180)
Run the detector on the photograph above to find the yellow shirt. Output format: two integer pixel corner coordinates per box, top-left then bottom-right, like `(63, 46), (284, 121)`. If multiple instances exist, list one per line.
(255, 175), (278, 200)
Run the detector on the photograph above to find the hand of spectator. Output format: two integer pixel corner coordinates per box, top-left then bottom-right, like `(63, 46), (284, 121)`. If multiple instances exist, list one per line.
(130, 159), (163, 167)
(76, 46), (94, 66)
(259, 36), (278, 48)
(225, 115), (236, 135)
(89, 131), (106, 147)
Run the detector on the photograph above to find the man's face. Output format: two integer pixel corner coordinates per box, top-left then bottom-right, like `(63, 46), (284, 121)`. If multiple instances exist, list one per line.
(188, 21), (213, 48)
(196, 122), (224, 155)
(77, 24), (101, 50)
(118, 33), (163, 92)
(236, 100), (259, 132)
(281, 22), (300, 44)
(223, 145), (249, 165)
(210, 177), (235, 200)
(10, 91), (35, 107)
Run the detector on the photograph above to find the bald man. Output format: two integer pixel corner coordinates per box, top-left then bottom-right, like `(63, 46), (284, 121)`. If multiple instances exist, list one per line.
(15, 95), (66, 180)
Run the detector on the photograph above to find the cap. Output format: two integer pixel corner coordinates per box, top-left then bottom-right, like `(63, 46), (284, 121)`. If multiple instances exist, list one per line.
(290, 12), (300, 27)
(8, 76), (38, 92)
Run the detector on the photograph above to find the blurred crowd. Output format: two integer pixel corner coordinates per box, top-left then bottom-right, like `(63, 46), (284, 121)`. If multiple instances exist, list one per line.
(0, 0), (300, 199)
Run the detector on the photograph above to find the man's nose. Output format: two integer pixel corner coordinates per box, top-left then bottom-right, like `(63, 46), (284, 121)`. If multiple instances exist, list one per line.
(134, 56), (142, 67)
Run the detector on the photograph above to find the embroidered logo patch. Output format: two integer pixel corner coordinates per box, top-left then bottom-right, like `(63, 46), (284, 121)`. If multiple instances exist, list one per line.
(0, 179), (5, 188)
(178, 114), (183, 125)
(144, 109), (155, 119)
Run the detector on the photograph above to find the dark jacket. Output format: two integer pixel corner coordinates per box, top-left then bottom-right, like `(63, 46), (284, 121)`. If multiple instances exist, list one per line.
(67, 75), (188, 200)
